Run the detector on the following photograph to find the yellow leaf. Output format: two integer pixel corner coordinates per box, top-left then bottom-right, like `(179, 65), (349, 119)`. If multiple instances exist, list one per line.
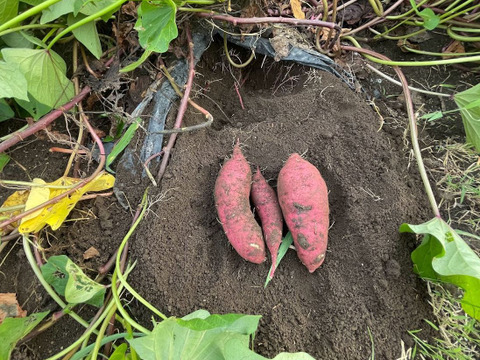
(290, 0), (305, 20)
(0, 190), (29, 234)
(20, 179), (49, 224)
(19, 172), (115, 234)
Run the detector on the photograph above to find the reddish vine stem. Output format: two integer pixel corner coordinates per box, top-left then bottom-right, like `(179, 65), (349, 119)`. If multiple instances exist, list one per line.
(341, 44), (440, 218)
(0, 114), (106, 231)
(0, 86), (91, 154)
(156, 24), (196, 182)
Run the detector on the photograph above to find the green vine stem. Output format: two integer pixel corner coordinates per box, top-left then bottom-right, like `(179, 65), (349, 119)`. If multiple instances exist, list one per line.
(447, 27), (480, 42)
(0, 23), (65, 38)
(112, 190), (167, 329)
(46, 0), (126, 50)
(368, 0), (384, 17)
(0, 0), (63, 33)
(22, 235), (93, 329)
(342, 36), (441, 218)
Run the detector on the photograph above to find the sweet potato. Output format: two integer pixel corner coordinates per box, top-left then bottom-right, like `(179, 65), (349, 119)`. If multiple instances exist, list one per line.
(251, 167), (283, 277)
(214, 143), (266, 264)
(277, 153), (329, 273)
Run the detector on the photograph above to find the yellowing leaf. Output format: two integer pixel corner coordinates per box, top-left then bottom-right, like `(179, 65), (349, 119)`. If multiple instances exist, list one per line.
(20, 179), (49, 224)
(290, 0), (305, 20)
(19, 172), (115, 234)
(0, 190), (29, 235)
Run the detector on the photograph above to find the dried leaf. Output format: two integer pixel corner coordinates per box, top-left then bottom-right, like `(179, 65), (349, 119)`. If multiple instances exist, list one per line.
(83, 246), (100, 260)
(0, 293), (26, 324)
(442, 40), (465, 59)
(290, 0), (305, 20)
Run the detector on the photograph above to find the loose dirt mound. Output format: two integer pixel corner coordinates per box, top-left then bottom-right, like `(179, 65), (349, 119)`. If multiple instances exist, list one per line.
(128, 54), (434, 358)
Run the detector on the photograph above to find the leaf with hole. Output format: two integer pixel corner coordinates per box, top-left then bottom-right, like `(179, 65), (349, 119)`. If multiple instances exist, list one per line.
(64, 258), (106, 306)
(0, 311), (49, 360)
(42, 254), (106, 306)
(41, 255), (70, 296)
(454, 83), (480, 152)
(135, 0), (178, 54)
(400, 218), (480, 320)
(1, 48), (74, 119)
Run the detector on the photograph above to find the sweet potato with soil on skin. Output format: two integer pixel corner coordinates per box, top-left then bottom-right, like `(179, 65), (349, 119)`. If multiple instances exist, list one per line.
(251, 167), (283, 277)
(214, 143), (266, 264)
(277, 153), (329, 273)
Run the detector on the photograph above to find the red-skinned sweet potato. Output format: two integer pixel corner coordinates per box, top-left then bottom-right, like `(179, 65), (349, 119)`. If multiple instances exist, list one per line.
(214, 143), (266, 264)
(277, 153), (329, 273)
(251, 167), (283, 277)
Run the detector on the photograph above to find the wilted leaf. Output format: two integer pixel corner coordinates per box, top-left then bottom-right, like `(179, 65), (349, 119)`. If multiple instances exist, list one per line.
(0, 293), (26, 324)
(290, 0), (305, 20)
(0, 311), (48, 360)
(19, 172), (115, 234)
(135, 0), (178, 54)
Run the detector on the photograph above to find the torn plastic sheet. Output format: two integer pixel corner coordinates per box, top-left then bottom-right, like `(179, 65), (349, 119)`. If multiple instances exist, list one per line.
(221, 31), (355, 89)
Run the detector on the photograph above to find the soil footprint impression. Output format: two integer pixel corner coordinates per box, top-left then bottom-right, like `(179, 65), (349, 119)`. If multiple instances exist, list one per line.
(131, 59), (434, 359)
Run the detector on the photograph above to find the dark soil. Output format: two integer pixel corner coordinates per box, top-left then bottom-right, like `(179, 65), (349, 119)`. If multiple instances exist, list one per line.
(0, 42), (437, 359)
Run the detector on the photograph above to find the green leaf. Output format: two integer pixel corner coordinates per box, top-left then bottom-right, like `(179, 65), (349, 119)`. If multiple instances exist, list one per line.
(0, 0), (19, 24)
(454, 83), (480, 152)
(20, 0), (44, 5)
(41, 254), (70, 296)
(1, 48), (74, 119)
(68, 13), (102, 59)
(64, 258), (106, 306)
(265, 232), (293, 288)
(224, 337), (315, 360)
(106, 118), (141, 173)
(128, 313), (261, 360)
(419, 111), (443, 122)
(400, 218), (480, 320)
(42, 255), (106, 306)
(408, 0), (440, 30)
(108, 343), (130, 360)
(0, 61), (28, 100)
(74, 0), (121, 21)
(0, 311), (49, 360)
(419, 8), (440, 30)
(135, 0), (178, 53)
(40, 0), (74, 23)
(1, 31), (35, 48)
(0, 153), (10, 171)
(120, 50), (152, 73)
(0, 99), (14, 121)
